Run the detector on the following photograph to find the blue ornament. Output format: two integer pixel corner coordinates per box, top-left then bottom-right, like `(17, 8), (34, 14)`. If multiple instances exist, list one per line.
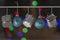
(13, 16), (22, 27)
(17, 32), (23, 37)
(44, 19), (48, 25)
(34, 18), (45, 29)
(57, 19), (60, 26)
(7, 38), (12, 40)
(20, 16), (25, 20)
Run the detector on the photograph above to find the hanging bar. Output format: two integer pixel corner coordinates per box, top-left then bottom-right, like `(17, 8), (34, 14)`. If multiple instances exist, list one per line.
(0, 6), (60, 8)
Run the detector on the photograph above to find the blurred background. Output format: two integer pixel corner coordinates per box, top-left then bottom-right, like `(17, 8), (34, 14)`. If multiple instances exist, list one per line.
(0, 0), (60, 6)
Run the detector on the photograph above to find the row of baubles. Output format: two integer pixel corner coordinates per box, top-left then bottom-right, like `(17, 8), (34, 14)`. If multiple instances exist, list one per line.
(1, 13), (57, 29)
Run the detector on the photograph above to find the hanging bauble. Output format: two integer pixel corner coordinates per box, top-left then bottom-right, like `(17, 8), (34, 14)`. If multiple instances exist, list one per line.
(22, 27), (29, 33)
(57, 19), (60, 26)
(7, 37), (12, 40)
(17, 31), (23, 37)
(9, 25), (14, 31)
(5, 28), (10, 33)
(40, 14), (46, 19)
(21, 37), (27, 40)
(32, 0), (38, 6)
(23, 14), (35, 28)
(13, 10), (20, 16)
(1, 15), (12, 28)
(34, 17), (45, 29)
(46, 14), (57, 28)
(43, 19), (48, 26)
(13, 16), (22, 27)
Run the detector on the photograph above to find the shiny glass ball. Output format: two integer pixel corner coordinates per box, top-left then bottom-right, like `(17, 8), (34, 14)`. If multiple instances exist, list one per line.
(34, 18), (45, 29)
(13, 16), (22, 27)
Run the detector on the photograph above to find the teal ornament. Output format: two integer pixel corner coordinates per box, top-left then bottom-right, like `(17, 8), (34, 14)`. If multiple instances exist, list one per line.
(13, 16), (22, 27)
(34, 18), (45, 29)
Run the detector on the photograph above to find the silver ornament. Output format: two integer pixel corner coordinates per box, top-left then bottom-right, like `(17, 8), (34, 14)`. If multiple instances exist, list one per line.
(2, 15), (12, 28)
(46, 14), (57, 28)
(23, 14), (35, 28)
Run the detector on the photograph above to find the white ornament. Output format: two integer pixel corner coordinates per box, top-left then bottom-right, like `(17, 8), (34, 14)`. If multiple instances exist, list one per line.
(1, 15), (12, 28)
(23, 14), (35, 28)
(46, 14), (57, 28)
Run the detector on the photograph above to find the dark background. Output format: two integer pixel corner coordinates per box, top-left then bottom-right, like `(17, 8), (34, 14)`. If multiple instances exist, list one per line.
(0, 0), (60, 6)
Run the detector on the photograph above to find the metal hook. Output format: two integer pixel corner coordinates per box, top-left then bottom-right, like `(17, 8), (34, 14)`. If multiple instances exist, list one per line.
(38, 8), (42, 18)
(6, 8), (8, 15)
(26, 8), (29, 17)
(17, 1), (18, 15)
(28, 8), (29, 14)
(51, 8), (53, 14)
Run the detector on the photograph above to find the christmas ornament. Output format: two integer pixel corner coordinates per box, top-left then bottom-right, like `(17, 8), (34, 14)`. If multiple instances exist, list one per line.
(21, 37), (27, 40)
(2, 15), (12, 28)
(2, 8), (12, 28)
(13, 10), (20, 16)
(18, 26), (24, 32)
(13, 1), (22, 27)
(23, 8), (35, 28)
(7, 37), (12, 40)
(32, 0), (38, 6)
(34, 8), (45, 29)
(22, 27), (28, 33)
(57, 19), (60, 26)
(17, 31), (23, 37)
(34, 16), (45, 29)
(46, 13), (57, 28)
(23, 14), (35, 28)
(5, 28), (10, 33)
(46, 8), (57, 28)
(9, 25), (14, 31)
(13, 16), (22, 27)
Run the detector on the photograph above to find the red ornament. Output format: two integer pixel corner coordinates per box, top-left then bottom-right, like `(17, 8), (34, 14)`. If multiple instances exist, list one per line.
(40, 14), (46, 18)
(18, 26), (24, 32)
(5, 28), (10, 33)
(13, 10), (20, 16)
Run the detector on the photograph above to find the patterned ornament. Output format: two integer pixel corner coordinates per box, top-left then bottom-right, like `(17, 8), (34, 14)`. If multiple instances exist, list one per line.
(34, 16), (45, 29)
(13, 16), (22, 27)
(1, 15), (12, 28)
(46, 14), (57, 28)
(23, 14), (35, 28)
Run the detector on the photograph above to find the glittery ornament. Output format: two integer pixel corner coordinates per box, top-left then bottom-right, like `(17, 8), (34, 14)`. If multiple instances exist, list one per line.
(13, 16), (22, 27)
(2, 15), (12, 28)
(34, 18), (45, 29)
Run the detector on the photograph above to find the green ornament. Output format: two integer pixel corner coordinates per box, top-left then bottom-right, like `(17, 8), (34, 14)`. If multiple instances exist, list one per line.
(9, 25), (14, 31)
(21, 37), (27, 40)
(10, 13), (13, 18)
(22, 28), (28, 33)
(32, 1), (38, 6)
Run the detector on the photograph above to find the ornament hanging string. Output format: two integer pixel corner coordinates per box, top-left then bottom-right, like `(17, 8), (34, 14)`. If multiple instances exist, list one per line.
(51, 8), (53, 14)
(38, 8), (42, 18)
(28, 8), (29, 14)
(16, 0), (19, 16)
(26, 8), (30, 17)
(6, 8), (8, 15)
